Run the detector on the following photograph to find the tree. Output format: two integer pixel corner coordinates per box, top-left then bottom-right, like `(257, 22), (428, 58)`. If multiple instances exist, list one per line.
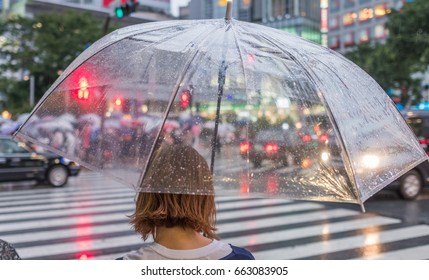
(386, 0), (429, 72)
(0, 11), (116, 113)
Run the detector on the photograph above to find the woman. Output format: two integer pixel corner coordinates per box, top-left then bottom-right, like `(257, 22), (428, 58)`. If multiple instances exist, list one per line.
(118, 144), (254, 260)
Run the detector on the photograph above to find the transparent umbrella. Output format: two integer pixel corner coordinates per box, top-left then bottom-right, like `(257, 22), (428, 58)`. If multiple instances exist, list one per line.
(14, 1), (427, 210)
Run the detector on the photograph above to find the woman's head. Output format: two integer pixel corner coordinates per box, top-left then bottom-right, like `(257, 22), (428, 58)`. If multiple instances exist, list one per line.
(130, 144), (217, 240)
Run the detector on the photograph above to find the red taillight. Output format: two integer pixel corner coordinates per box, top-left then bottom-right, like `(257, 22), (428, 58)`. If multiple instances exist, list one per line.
(264, 143), (279, 153)
(419, 139), (427, 145)
(319, 133), (328, 143)
(302, 135), (311, 142)
(240, 141), (250, 153)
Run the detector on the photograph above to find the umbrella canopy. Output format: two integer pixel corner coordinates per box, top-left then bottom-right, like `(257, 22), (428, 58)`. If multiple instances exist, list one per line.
(14, 8), (427, 209)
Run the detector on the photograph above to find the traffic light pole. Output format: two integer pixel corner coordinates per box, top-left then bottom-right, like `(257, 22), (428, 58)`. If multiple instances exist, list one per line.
(103, 15), (111, 35)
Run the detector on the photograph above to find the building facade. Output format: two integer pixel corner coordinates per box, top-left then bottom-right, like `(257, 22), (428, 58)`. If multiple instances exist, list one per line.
(187, 0), (322, 44)
(327, 0), (410, 53)
(188, 0), (252, 21)
(256, 0), (322, 44)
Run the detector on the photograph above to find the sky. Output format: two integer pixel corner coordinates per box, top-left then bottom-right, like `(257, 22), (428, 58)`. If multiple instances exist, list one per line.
(170, 0), (190, 17)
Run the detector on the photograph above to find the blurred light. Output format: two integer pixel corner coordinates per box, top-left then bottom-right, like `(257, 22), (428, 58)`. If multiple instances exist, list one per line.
(282, 123), (290, 130)
(264, 143), (278, 153)
(302, 135), (311, 142)
(2, 111), (11, 119)
(321, 151), (330, 162)
(362, 154), (380, 169)
(276, 98), (290, 108)
(23, 75), (29, 81)
(319, 133), (329, 143)
(240, 141), (250, 153)
(302, 158), (311, 169)
(115, 98), (122, 106)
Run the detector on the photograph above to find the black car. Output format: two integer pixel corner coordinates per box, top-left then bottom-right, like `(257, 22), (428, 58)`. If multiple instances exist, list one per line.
(0, 136), (80, 187)
(311, 114), (429, 201)
(38, 151), (81, 187)
(388, 109), (429, 200)
(239, 128), (316, 168)
(390, 160), (429, 200)
(0, 136), (47, 184)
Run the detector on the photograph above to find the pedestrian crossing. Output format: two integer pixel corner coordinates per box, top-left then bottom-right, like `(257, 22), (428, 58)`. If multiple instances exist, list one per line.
(1, 171), (429, 260)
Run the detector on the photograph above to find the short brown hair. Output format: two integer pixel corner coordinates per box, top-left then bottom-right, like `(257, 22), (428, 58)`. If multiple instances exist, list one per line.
(130, 144), (217, 240)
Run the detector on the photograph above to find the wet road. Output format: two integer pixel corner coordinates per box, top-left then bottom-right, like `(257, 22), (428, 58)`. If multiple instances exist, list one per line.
(1, 166), (429, 260)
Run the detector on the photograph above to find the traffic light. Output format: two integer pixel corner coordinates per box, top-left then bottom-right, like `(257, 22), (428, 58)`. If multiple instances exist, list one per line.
(180, 90), (191, 109)
(115, 0), (139, 18)
(115, 6), (125, 18)
(77, 78), (90, 100)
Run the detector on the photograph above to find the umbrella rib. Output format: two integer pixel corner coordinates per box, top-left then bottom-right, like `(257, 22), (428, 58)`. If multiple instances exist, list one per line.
(228, 22), (251, 176)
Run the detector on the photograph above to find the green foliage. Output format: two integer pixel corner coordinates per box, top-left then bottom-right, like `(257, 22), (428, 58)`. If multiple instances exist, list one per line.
(345, 0), (429, 104)
(0, 11), (115, 114)
(386, 0), (429, 71)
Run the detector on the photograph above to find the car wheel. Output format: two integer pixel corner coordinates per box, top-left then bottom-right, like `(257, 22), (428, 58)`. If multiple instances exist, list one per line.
(47, 165), (69, 187)
(399, 170), (422, 200)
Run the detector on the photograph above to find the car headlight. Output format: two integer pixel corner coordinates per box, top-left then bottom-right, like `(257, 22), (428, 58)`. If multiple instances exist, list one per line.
(361, 154), (380, 169)
(321, 151), (330, 162)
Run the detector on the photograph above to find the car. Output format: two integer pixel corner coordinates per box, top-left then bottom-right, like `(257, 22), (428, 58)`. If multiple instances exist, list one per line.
(37, 150), (81, 187)
(388, 109), (429, 200)
(403, 109), (429, 155)
(0, 136), (47, 184)
(0, 136), (80, 187)
(313, 110), (429, 201)
(239, 127), (315, 168)
(390, 160), (429, 200)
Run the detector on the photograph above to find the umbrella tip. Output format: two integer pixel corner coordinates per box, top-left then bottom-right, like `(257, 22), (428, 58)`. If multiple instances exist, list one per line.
(225, 0), (233, 20)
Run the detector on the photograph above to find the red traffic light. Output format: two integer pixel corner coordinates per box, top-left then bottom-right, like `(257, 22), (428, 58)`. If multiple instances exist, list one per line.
(77, 78), (89, 100)
(180, 90), (191, 109)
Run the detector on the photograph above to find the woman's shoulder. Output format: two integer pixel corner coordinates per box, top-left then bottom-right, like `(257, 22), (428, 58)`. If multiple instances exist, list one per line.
(220, 244), (255, 260)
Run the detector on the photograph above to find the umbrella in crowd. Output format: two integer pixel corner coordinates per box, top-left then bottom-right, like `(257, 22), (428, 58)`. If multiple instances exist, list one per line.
(14, 1), (427, 210)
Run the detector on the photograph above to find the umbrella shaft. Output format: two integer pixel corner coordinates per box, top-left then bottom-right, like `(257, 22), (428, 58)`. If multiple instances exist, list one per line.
(210, 62), (227, 173)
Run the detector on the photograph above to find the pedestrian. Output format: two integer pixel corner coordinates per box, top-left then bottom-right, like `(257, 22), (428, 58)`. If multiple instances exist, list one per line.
(117, 143), (255, 260)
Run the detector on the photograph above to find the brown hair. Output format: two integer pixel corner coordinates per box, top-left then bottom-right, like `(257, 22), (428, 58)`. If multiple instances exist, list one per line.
(130, 144), (218, 240)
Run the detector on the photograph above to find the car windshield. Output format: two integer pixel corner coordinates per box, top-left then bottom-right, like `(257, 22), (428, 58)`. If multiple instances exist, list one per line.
(0, 139), (31, 154)
(255, 130), (285, 142)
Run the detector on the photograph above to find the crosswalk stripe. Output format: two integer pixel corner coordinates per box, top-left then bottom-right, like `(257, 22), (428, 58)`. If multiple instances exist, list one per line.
(17, 235), (148, 259)
(218, 208), (362, 232)
(353, 243), (429, 260)
(223, 215), (400, 247)
(252, 225), (429, 259)
(3, 223), (137, 244)
(0, 197), (279, 218)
